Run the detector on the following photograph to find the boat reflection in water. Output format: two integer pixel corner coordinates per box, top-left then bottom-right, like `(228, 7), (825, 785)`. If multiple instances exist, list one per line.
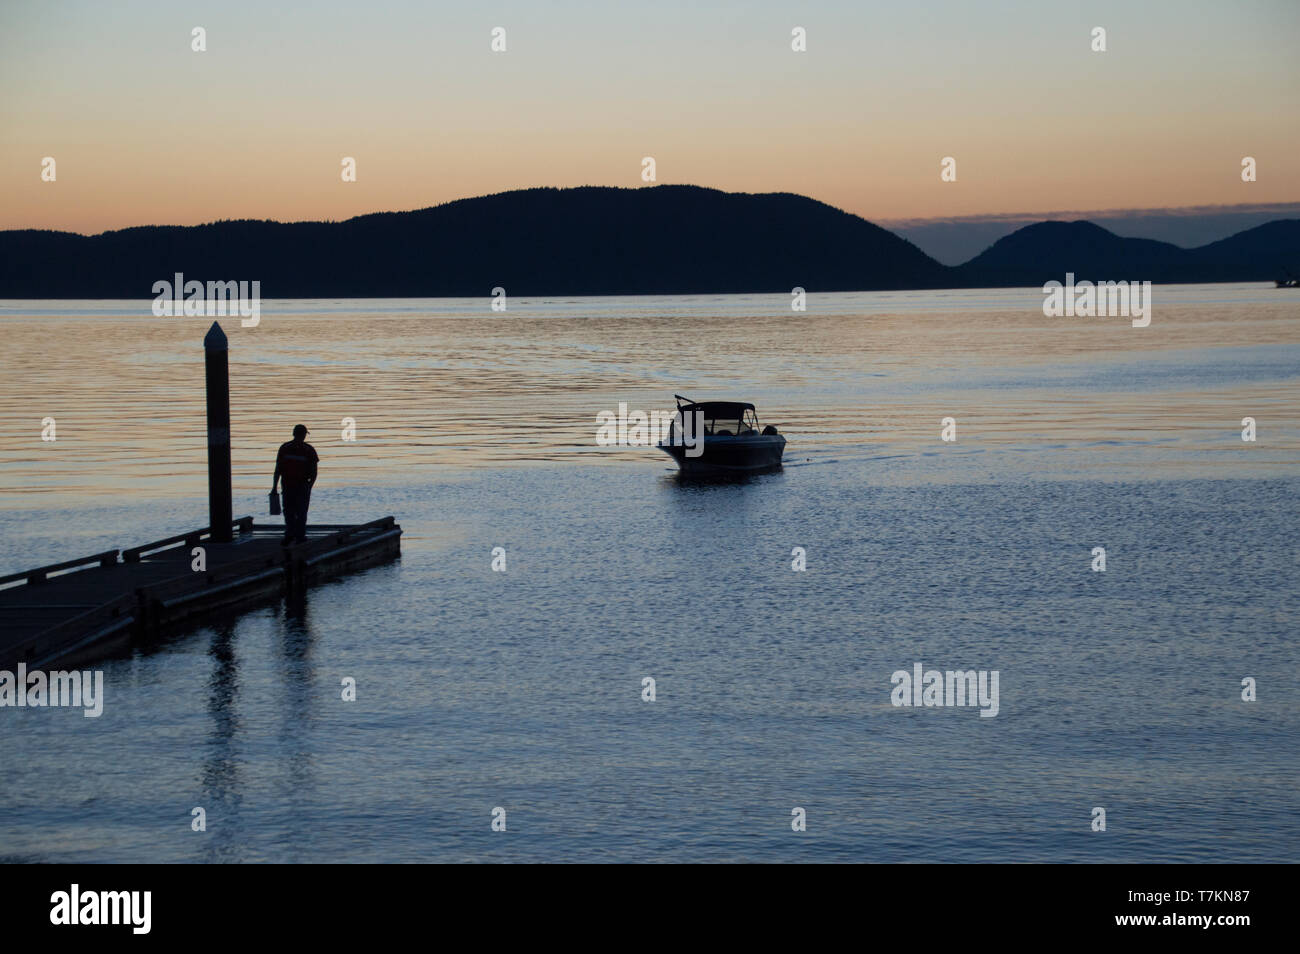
(657, 394), (786, 478)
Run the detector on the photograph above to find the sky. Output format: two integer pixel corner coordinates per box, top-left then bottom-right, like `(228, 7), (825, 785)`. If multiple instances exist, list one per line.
(2, 0), (1298, 241)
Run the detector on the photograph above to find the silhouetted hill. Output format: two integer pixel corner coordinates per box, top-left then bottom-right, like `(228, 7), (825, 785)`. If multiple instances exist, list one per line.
(4, 189), (1297, 297)
(958, 219), (1300, 284)
(0, 185), (950, 298)
(1189, 220), (1300, 278)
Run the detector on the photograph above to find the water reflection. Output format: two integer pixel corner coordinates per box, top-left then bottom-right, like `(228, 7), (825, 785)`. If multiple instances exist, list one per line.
(663, 469), (786, 488)
(196, 593), (321, 862)
(277, 589), (316, 862)
(2, 290), (1295, 506)
(200, 620), (243, 862)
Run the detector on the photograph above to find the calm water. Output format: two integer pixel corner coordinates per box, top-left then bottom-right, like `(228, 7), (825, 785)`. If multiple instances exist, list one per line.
(1, 286), (1297, 862)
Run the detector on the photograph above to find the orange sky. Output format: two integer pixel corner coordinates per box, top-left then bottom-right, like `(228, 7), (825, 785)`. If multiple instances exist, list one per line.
(3, 0), (1297, 234)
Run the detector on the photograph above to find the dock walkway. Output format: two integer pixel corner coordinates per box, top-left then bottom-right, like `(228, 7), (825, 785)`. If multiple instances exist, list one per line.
(0, 516), (401, 669)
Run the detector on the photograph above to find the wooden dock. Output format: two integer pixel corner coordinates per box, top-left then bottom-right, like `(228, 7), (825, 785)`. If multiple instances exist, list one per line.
(0, 516), (401, 669)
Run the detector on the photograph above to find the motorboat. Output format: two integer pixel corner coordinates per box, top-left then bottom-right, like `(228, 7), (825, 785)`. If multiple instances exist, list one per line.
(657, 395), (786, 477)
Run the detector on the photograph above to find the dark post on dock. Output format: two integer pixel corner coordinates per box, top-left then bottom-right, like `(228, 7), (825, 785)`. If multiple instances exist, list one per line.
(204, 321), (233, 543)
(0, 321), (402, 671)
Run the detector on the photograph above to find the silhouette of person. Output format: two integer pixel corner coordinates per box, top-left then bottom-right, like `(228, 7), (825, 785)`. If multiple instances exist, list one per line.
(273, 424), (318, 545)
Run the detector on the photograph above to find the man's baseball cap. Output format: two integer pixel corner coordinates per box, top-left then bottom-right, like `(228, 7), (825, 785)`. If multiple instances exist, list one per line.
(293, 424), (310, 438)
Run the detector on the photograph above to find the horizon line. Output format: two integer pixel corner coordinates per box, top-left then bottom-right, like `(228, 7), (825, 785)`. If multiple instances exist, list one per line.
(8, 184), (1300, 240)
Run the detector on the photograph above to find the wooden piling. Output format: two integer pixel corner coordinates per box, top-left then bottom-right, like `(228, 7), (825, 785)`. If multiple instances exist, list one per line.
(204, 321), (233, 543)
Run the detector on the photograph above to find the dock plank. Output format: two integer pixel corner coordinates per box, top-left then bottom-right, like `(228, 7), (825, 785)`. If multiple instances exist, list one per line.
(0, 517), (401, 669)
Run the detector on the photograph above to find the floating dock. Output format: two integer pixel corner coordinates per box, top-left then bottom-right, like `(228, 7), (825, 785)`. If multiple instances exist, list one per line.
(0, 321), (402, 670)
(0, 516), (401, 669)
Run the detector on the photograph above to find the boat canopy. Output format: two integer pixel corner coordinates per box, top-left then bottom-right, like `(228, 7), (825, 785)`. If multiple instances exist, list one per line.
(671, 396), (761, 437)
(673, 395), (755, 417)
(678, 401), (755, 418)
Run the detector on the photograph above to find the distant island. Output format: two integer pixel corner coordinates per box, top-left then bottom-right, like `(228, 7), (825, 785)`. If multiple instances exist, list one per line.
(1, 185), (1297, 297)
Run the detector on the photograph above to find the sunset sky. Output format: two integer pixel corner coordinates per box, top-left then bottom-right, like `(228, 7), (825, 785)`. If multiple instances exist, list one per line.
(2, 0), (1297, 236)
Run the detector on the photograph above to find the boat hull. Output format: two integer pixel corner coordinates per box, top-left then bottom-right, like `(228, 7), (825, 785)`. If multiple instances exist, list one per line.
(658, 434), (786, 476)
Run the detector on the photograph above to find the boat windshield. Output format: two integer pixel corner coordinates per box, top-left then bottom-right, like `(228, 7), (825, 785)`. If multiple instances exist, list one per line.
(667, 401), (762, 439)
(700, 408), (759, 436)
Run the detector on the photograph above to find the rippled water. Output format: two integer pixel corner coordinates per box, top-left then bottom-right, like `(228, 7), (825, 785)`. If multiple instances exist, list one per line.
(1, 286), (1297, 862)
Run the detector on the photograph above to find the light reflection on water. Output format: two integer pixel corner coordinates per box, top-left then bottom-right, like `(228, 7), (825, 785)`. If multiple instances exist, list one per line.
(1, 286), (1297, 502)
(0, 287), (1297, 862)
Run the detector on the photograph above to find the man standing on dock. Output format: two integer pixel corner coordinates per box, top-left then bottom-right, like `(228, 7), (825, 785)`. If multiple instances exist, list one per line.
(273, 425), (319, 545)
